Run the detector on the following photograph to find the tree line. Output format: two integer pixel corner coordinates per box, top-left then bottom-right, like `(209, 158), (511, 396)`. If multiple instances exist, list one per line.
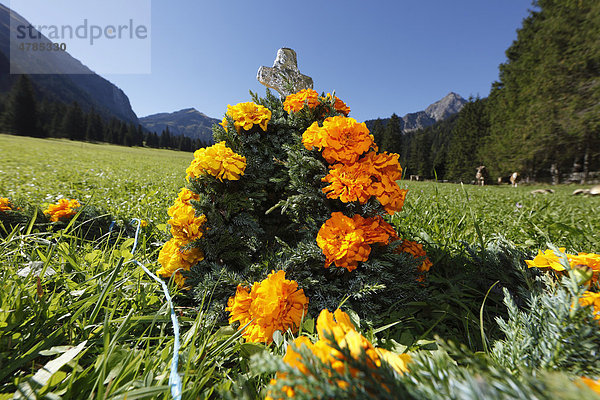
(372, 0), (599, 184)
(0, 74), (210, 152)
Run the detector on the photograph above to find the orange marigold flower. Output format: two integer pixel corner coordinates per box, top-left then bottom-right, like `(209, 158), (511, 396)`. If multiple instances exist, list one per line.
(267, 308), (411, 398)
(186, 141), (246, 182)
(167, 188), (206, 242)
(322, 93), (351, 116)
(399, 239), (433, 276)
(226, 270), (309, 344)
(570, 252), (600, 285)
(157, 238), (204, 288)
(316, 213), (398, 272)
(44, 198), (81, 222)
(0, 197), (15, 212)
(302, 116), (375, 164)
(220, 102), (272, 132)
(283, 89), (320, 113)
(358, 215), (399, 244)
(322, 162), (373, 204)
(580, 376), (600, 394)
(316, 212), (371, 272)
(579, 291), (600, 320)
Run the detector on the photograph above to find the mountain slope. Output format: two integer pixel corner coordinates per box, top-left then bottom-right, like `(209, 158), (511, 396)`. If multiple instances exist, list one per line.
(0, 4), (138, 124)
(365, 92), (467, 132)
(140, 108), (218, 143)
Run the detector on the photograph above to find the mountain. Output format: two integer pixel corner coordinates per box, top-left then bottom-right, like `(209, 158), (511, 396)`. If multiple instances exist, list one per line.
(0, 4), (138, 124)
(140, 108), (219, 143)
(365, 92), (467, 132)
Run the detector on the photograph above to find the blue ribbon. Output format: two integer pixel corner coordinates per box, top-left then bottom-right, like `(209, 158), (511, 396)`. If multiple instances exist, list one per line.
(129, 218), (183, 400)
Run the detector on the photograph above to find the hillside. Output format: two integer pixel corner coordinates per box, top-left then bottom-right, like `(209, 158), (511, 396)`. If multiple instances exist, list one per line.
(140, 108), (218, 143)
(365, 92), (466, 132)
(0, 4), (138, 124)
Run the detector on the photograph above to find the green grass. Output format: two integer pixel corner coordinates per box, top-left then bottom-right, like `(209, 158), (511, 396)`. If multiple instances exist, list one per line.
(395, 180), (600, 253)
(0, 134), (193, 223)
(2, 135), (600, 399)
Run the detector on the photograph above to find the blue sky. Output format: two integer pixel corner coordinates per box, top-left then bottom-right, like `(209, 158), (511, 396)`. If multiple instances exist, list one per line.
(8, 1), (534, 122)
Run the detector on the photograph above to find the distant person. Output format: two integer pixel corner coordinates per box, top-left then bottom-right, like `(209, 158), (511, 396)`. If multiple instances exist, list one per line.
(510, 172), (519, 187)
(475, 166), (487, 186)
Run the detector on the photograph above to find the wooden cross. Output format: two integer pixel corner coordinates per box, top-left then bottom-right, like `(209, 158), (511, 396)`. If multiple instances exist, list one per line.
(257, 48), (314, 98)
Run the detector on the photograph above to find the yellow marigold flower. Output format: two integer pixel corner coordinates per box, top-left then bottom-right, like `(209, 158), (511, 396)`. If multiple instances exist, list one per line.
(526, 248), (600, 285)
(316, 213), (398, 272)
(570, 252), (600, 285)
(322, 162), (373, 204)
(44, 199), (81, 222)
(283, 88), (320, 113)
(580, 376), (600, 394)
(186, 141), (246, 182)
(167, 188), (206, 242)
(268, 308), (411, 397)
(376, 347), (412, 375)
(220, 102), (272, 132)
(525, 248), (568, 271)
(157, 238), (204, 288)
(226, 270), (309, 344)
(302, 116), (375, 164)
(579, 291), (600, 320)
(398, 239), (433, 280)
(322, 93), (351, 116)
(0, 197), (16, 212)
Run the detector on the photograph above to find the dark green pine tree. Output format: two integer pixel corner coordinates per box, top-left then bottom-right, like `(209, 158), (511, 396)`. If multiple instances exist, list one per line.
(61, 102), (85, 140)
(159, 126), (172, 148)
(85, 109), (104, 142)
(380, 113), (402, 153)
(4, 75), (40, 137)
(135, 125), (144, 146)
(370, 118), (385, 148)
(482, 0), (600, 181)
(446, 98), (489, 182)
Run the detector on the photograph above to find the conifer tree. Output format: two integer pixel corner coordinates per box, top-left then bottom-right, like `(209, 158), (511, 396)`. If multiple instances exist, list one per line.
(4, 75), (39, 137)
(61, 102), (85, 140)
(446, 98), (489, 182)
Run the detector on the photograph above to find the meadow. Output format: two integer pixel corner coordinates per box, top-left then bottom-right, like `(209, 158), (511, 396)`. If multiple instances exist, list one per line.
(1, 134), (600, 399)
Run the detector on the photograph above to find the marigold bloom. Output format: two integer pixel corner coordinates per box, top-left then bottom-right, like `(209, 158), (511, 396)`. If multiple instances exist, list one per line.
(579, 291), (600, 320)
(302, 116), (375, 164)
(316, 212), (371, 272)
(220, 102), (272, 132)
(322, 162), (373, 203)
(0, 198), (15, 212)
(157, 238), (204, 288)
(267, 308), (411, 398)
(525, 248), (568, 271)
(359, 151), (407, 214)
(186, 141), (246, 182)
(321, 93), (351, 116)
(580, 376), (600, 394)
(317, 213), (398, 272)
(167, 188), (206, 242)
(283, 89), (320, 113)
(358, 215), (399, 245)
(399, 239), (433, 279)
(376, 347), (412, 375)
(226, 270), (309, 344)
(44, 199), (81, 222)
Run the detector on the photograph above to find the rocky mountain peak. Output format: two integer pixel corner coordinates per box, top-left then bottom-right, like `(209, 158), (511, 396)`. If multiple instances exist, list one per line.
(425, 92), (467, 121)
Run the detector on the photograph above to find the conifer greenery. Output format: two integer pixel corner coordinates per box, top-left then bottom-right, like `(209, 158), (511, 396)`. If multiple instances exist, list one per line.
(370, 0), (600, 183)
(155, 89), (425, 324)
